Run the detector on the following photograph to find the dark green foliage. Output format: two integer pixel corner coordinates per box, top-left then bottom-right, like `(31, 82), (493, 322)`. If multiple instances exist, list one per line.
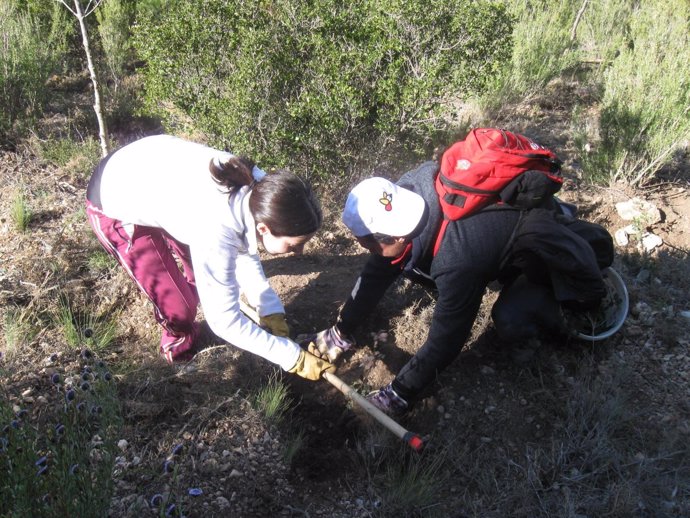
(133, 0), (512, 179)
(0, 2), (72, 145)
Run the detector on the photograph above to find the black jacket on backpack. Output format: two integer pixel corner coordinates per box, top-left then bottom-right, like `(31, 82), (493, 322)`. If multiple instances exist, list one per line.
(337, 162), (613, 400)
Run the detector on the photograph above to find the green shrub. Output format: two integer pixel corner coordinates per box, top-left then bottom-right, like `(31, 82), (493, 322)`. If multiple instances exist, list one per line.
(579, 0), (690, 186)
(95, 0), (140, 125)
(571, 0), (634, 67)
(483, 0), (582, 108)
(133, 0), (512, 180)
(0, 2), (71, 144)
(96, 0), (132, 81)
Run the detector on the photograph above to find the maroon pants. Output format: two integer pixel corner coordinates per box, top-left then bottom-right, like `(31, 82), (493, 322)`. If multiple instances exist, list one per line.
(86, 201), (200, 362)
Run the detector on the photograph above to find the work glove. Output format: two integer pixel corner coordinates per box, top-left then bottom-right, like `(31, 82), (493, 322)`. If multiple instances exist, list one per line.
(297, 325), (354, 363)
(288, 349), (336, 381)
(259, 313), (290, 337)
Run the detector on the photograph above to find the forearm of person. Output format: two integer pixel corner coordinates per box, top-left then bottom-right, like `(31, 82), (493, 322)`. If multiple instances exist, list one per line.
(193, 247), (299, 370)
(200, 283), (300, 370)
(392, 273), (486, 399)
(235, 252), (284, 316)
(337, 254), (402, 336)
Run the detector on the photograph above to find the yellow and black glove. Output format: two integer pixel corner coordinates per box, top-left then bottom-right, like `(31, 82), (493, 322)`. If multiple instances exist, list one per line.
(259, 313), (290, 337)
(288, 349), (336, 381)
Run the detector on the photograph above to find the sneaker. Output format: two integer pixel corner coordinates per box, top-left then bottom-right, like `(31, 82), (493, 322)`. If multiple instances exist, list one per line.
(366, 383), (409, 416)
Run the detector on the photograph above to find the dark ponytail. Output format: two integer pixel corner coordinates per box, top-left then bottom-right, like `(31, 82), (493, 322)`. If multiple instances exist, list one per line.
(209, 156), (256, 193)
(249, 171), (322, 237)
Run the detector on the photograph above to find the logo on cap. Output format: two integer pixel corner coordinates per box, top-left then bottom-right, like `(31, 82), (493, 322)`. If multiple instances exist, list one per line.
(379, 191), (393, 211)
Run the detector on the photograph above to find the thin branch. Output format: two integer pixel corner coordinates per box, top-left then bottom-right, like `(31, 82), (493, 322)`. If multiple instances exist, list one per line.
(571, 0), (590, 41)
(55, 0), (76, 16)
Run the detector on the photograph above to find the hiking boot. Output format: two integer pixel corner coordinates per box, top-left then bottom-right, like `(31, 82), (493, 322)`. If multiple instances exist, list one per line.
(366, 383), (409, 416)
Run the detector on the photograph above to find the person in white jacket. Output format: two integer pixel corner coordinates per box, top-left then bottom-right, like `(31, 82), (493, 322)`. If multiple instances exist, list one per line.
(85, 134), (334, 380)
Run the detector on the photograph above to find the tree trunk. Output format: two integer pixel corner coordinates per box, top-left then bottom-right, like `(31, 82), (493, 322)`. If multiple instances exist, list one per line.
(73, 0), (109, 157)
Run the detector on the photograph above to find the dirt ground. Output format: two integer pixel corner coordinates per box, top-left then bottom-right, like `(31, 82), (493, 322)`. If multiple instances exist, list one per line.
(1, 79), (689, 517)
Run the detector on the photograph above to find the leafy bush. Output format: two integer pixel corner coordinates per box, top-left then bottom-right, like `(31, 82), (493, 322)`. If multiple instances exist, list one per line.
(95, 0), (140, 125)
(133, 0), (512, 180)
(581, 0), (690, 186)
(484, 0), (582, 106)
(486, 0), (689, 187)
(0, 2), (71, 145)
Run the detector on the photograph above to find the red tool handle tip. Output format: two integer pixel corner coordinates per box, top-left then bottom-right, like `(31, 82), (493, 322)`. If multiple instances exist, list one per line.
(404, 432), (424, 452)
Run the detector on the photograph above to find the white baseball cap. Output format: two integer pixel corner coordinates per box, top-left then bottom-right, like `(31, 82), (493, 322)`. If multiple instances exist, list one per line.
(342, 177), (426, 237)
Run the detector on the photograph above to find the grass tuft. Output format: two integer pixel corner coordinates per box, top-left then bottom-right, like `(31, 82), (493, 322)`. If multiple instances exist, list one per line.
(11, 191), (33, 232)
(282, 429), (305, 465)
(253, 371), (291, 423)
(2, 306), (37, 360)
(356, 429), (449, 517)
(52, 294), (118, 352)
(86, 249), (117, 274)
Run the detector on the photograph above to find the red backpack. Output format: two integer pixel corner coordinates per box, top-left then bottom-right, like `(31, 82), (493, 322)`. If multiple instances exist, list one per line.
(433, 128), (563, 255)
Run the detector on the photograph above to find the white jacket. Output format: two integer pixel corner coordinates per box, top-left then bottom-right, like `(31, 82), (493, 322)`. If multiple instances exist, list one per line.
(91, 135), (301, 370)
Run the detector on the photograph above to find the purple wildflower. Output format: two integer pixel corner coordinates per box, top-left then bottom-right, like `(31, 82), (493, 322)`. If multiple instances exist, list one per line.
(80, 381), (91, 391)
(65, 389), (76, 402)
(51, 373), (61, 384)
(15, 409), (27, 418)
(76, 402), (86, 412)
(171, 443), (184, 456)
(83, 327), (93, 338)
(69, 463), (80, 475)
(104, 372), (112, 382)
(188, 488), (203, 496)
(80, 348), (92, 360)
(165, 503), (176, 517)
(10, 420), (20, 429)
(90, 405), (103, 415)
(54, 423), (65, 435)
(35, 456), (47, 467)
(36, 465), (48, 476)
(163, 459), (174, 473)
(150, 494), (163, 507)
